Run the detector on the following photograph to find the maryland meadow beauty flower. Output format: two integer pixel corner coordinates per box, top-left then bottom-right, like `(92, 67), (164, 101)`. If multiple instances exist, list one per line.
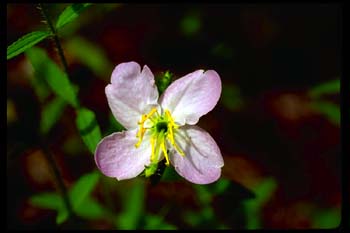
(95, 61), (224, 184)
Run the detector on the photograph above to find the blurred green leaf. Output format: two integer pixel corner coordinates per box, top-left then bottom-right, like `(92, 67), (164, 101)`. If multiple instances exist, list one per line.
(7, 31), (50, 60)
(117, 179), (145, 229)
(29, 192), (69, 224)
(75, 197), (107, 219)
(221, 84), (243, 111)
(26, 47), (79, 108)
(76, 108), (102, 154)
(180, 12), (201, 36)
(312, 208), (341, 229)
(308, 79), (340, 98)
(211, 43), (234, 59)
(144, 214), (177, 230)
(161, 166), (181, 182)
(30, 193), (63, 210)
(40, 96), (67, 134)
(310, 101), (340, 125)
(65, 36), (113, 78)
(70, 171), (100, 210)
(244, 177), (277, 229)
(56, 3), (92, 29)
(56, 209), (69, 224)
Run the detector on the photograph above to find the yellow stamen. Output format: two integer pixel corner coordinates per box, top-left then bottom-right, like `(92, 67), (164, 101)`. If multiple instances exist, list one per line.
(135, 107), (158, 148)
(161, 139), (170, 166)
(150, 136), (156, 162)
(165, 110), (185, 156)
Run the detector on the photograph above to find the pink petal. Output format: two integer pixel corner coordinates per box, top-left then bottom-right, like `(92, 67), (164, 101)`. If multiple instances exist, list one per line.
(95, 129), (151, 180)
(106, 62), (159, 130)
(160, 69), (221, 126)
(170, 125), (224, 184)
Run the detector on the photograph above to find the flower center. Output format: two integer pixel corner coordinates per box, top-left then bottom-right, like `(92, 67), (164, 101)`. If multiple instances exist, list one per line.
(134, 107), (185, 166)
(155, 121), (168, 133)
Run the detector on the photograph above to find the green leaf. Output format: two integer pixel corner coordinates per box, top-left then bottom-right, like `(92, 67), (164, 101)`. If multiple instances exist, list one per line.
(308, 79), (340, 98)
(30, 193), (63, 210)
(312, 208), (341, 228)
(65, 36), (113, 78)
(117, 179), (145, 229)
(69, 171), (100, 210)
(75, 197), (106, 220)
(144, 214), (177, 230)
(310, 101), (340, 125)
(26, 47), (79, 107)
(29, 192), (69, 224)
(7, 31), (50, 60)
(40, 96), (67, 134)
(180, 12), (201, 36)
(221, 84), (243, 111)
(76, 108), (102, 154)
(56, 3), (92, 29)
(244, 177), (277, 229)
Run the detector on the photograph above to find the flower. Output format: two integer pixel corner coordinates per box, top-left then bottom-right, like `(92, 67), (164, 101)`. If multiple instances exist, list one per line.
(95, 61), (224, 184)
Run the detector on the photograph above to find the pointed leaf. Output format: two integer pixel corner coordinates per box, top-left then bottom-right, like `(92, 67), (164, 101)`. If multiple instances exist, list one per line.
(7, 31), (50, 60)
(70, 171), (100, 209)
(310, 101), (340, 125)
(29, 192), (63, 210)
(76, 108), (102, 154)
(40, 96), (67, 134)
(74, 197), (107, 219)
(308, 79), (340, 98)
(56, 3), (92, 29)
(26, 47), (79, 107)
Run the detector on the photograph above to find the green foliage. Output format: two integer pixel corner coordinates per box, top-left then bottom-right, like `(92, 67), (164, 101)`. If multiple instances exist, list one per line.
(180, 12), (201, 36)
(311, 207), (340, 229)
(7, 31), (51, 60)
(76, 108), (102, 154)
(144, 214), (177, 230)
(221, 84), (243, 111)
(310, 101), (340, 126)
(244, 177), (277, 229)
(70, 171), (100, 209)
(30, 171), (102, 224)
(308, 79), (340, 98)
(116, 179), (145, 229)
(155, 71), (173, 95)
(40, 97), (67, 134)
(65, 36), (113, 78)
(26, 47), (79, 108)
(56, 3), (92, 30)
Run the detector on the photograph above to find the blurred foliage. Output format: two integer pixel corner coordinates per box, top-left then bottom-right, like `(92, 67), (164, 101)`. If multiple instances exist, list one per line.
(30, 171), (102, 224)
(308, 79), (340, 99)
(311, 207), (341, 229)
(26, 47), (79, 108)
(220, 84), (244, 111)
(76, 108), (102, 154)
(308, 78), (340, 126)
(309, 101), (340, 126)
(243, 177), (277, 229)
(65, 36), (113, 78)
(40, 96), (67, 134)
(180, 11), (201, 37)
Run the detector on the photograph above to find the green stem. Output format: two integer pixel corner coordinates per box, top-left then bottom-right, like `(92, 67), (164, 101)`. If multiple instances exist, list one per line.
(39, 3), (70, 76)
(41, 140), (75, 218)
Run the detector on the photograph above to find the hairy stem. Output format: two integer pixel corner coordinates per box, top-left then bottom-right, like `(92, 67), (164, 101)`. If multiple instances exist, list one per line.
(39, 3), (70, 76)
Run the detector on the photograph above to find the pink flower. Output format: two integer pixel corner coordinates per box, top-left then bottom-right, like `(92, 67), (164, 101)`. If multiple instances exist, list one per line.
(95, 62), (224, 184)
